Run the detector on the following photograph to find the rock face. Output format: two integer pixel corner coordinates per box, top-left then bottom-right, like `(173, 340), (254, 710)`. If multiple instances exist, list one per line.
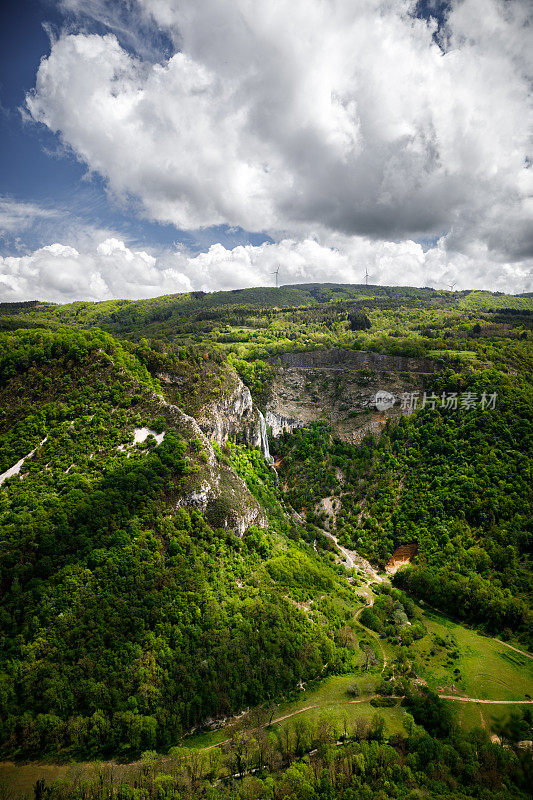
(194, 375), (262, 449)
(386, 543), (418, 575)
(155, 393), (267, 535)
(267, 349), (437, 373)
(265, 410), (304, 438)
(263, 349), (438, 443)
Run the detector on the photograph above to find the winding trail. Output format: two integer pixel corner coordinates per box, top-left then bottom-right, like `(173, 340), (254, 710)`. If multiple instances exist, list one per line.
(202, 693), (533, 751)
(321, 529), (387, 672)
(204, 527), (533, 753)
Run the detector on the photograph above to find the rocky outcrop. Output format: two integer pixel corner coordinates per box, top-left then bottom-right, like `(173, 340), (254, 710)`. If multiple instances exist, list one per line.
(385, 543), (418, 575)
(266, 349), (437, 373)
(154, 393), (267, 535)
(158, 363), (263, 447)
(265, 410), (304, 438)
(193, 375), (262, 448)
(262, 349), (439, 443)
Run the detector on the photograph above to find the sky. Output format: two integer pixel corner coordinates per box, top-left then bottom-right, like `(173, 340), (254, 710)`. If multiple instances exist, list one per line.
(0, 0), (531, 303)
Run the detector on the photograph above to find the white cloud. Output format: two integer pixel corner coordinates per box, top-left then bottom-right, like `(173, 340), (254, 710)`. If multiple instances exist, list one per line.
(0, 198), (61, 236)
(24, 0), (532, 278)
(1, 234), (530, 303)
(0, 239), (191, 302)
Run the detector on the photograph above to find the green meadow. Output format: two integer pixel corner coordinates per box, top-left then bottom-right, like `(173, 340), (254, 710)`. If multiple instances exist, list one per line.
(410, 607), (533, 701)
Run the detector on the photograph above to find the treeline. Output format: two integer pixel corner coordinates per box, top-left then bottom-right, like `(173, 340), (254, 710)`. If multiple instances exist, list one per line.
(395, 565), (532, 640)
(34, 695), (532, 799)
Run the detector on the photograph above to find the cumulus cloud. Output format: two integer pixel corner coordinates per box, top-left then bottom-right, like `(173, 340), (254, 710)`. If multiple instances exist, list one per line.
(24, 0), (532, 275)
(1, 234), (530, 303)
(0, 239), (191, 302)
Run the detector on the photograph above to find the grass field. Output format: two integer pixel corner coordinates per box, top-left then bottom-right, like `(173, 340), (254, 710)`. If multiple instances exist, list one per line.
(409, 608), (533, 701)
(447, 700), (532, 734)
(0, 762), (121, 800)
(182, 671), (406, 752)
(0, 760), (153, 800)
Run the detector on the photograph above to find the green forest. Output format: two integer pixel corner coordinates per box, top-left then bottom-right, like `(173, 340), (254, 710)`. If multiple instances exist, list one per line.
(0, 284), (531, 799)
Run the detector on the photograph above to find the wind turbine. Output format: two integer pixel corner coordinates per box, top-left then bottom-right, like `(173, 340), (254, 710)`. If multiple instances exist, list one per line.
(449, 282), (456, 292)
(364, 266), (374, 286)
(271, 265), (280, 289)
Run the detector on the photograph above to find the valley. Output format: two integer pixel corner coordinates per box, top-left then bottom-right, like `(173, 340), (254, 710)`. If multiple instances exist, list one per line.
(0, 283), (531, 798)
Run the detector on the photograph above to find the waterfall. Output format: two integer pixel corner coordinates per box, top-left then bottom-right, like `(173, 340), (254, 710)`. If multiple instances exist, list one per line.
(258, 411), (274, 464)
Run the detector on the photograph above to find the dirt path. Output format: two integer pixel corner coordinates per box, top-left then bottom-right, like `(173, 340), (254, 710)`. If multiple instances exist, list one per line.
(495, 641), (533, 660)
(271, 705), (317, 724)
(201, 691), (533, 751)
(271, 695), (533, 720)
(438, 696), (533, 704)
(323, 530), (383, 583)
(319, 529), (533, 694)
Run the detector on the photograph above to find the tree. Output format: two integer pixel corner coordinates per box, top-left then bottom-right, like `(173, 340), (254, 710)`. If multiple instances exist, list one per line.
(348, 312), (371, 331)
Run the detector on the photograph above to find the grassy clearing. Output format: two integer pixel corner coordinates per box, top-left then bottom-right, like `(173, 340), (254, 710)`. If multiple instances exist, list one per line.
(260, 673), (408, 738)
(181, 673), (406, 751)
(0, 762), (74, 800)
(251, 673), (408, 739)
(410, 608), (533, 701)
(447, 700), (533, 736)
(180, 605), (533, 751)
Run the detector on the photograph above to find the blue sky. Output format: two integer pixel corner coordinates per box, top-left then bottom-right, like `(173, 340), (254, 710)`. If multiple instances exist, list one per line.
(0, 0), (270, 257)
(0, 0), (531, 301)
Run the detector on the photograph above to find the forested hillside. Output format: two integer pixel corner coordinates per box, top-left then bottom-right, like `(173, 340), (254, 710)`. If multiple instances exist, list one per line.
(0, 284), (531, 799)
(0, 328), (360, 757)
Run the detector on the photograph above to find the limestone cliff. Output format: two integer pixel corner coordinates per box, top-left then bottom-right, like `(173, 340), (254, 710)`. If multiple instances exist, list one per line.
(194, 374), (262, 448)
(154, 392), (267, 535)
(263, 349), (438, 443)
(159, 364), (262, 448)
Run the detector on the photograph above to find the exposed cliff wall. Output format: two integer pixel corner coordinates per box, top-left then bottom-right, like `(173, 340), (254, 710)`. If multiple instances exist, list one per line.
(265, 410), (305, 438)
(159, 365), (262, 448)
(267, 349), (437, 373)
(263, 349), (438, 443)
(194, 376), (262, 448)
(154, 392), (267, 534)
